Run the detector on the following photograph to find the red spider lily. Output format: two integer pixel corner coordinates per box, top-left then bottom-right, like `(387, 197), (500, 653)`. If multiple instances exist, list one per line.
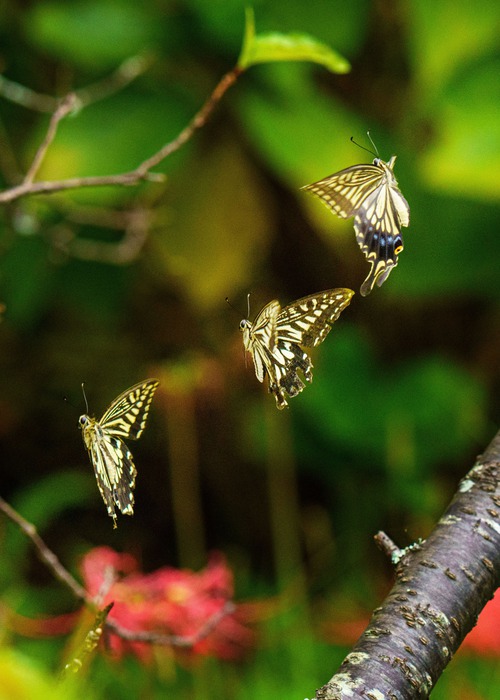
(460, 588), (500, 657)
(322, 589), (500, 660)
(80, 547), (254, 661)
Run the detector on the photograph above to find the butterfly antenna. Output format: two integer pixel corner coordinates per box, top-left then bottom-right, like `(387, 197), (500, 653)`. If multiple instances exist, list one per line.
(366, 131), (379, 157)
(242, 293), (252, 368)
(350, 135), (378, 158)
(81, 382), (89, 415)
(63, 395), (78, 410)
(225, 297), (240, 316)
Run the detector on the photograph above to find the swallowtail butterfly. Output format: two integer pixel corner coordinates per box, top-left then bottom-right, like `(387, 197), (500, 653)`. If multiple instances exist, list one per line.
(302, 155), (410, 296)
(79, 379), (159, 527)
(240, 289), (353, 409)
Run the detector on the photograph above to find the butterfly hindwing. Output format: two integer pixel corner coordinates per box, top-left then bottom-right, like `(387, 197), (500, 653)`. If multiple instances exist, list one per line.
(90, 432), (136, 521)
(79, 379), (158, 527)
(245, 301), (280, 383)
(302, 156), (410, 295)
(240, 289), (353, 409)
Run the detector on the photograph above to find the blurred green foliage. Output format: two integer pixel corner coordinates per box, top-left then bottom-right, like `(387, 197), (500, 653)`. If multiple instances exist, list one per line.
(0, 0), (499, 697)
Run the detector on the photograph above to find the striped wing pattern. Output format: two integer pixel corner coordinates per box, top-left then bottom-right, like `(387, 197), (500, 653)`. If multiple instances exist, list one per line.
(240, 290), (353, 409)
(79, 379), (159, 527)
(302, 157), (410, 296)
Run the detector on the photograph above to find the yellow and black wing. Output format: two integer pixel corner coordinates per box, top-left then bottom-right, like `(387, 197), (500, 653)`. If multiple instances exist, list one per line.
(80, 379), (159, 527)
(241, 290), (353, 409)
(302, 157), (410, 295)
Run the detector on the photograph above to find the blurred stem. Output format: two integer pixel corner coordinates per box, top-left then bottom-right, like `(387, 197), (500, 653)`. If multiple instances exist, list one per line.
(264, 401), (307, 597)
(264, 402), (316, 686)
(23, 93), (77, 185)
(164, 391), (206, 568)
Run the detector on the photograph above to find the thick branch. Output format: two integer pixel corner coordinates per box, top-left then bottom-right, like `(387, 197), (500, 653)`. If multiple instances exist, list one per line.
(315, 428), (500, 699)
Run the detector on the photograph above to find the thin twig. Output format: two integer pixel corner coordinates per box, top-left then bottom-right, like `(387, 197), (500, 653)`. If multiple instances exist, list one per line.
(0, 494), (237, 647)
(374, 531), (400, 559)
(76, 53), (154, 107)
(105, 601), (236, 647)
(48, 205), (151, 264)
(0, 53), (153, 114)
(0, 73), (57, 112)
(23, 93), (78, 186)
(137, 66), (242, 173)
(0, 495), (90, 603)
(0, 66), (243, 204)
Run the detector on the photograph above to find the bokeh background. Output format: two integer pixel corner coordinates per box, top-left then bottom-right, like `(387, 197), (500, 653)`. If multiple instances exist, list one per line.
(0, 0), (499, 697)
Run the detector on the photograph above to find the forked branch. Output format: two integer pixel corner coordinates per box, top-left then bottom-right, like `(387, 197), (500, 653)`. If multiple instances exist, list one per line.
(0, 66), (243, 204)
(0, 495), (235, 648)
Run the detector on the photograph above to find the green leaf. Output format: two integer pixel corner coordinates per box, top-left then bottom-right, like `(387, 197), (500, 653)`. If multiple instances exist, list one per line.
(238, 7), (350, 73)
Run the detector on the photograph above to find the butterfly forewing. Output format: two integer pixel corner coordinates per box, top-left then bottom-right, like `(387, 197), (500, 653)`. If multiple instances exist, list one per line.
(304, 164), (386, 218)
(302, 156), (410, 295)
(277, 289), (354, 347)
(99, 379), (159, 439)
(79, 379), (159, 527)
(240, 289), (353, 409)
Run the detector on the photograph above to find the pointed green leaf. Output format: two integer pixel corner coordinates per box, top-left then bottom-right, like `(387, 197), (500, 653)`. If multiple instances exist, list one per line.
(238, 7), (350, 73)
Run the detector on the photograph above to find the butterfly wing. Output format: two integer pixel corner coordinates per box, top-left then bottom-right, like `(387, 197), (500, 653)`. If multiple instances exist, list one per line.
(242, 300), (280, 384)
(89, 428), (137, 526)
(302, 158), (410, 295)
(302, 163), (386, 219)
(268, 289), (354, 407)
(277, 288), (354, 347)
(81, 379), (158, 527)
(242, 290), (353, 409)
(99, 379), (159, 440)
(354, 178), (410, 296)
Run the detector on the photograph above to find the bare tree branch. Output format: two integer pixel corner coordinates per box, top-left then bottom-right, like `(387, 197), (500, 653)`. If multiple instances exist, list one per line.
(314, 428), (500, 699)
(23, 93), (78, 185)
(0, 73), (57, 113)
(0, 53), (153, 113)
(105, 601), (236, 647)
(0, 494), (237, 648)
(0, 66), (243, 204)
(48, 204), (151, 264)
(0, 495), (90, 603)
(75, 53), (154, 107)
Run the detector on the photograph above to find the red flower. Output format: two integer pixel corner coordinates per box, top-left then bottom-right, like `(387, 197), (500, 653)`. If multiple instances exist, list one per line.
(461, 588), (500, 657)
(80, 547), (254, 661)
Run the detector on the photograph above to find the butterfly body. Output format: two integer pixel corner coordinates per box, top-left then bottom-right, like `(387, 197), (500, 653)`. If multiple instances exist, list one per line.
(240, 289), (353, 409)
(79, 379), (159, 527)
(302, 155), (410, 296)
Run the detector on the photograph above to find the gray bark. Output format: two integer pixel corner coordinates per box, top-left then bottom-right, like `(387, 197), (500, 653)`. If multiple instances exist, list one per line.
(314, 429), (500, 699)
